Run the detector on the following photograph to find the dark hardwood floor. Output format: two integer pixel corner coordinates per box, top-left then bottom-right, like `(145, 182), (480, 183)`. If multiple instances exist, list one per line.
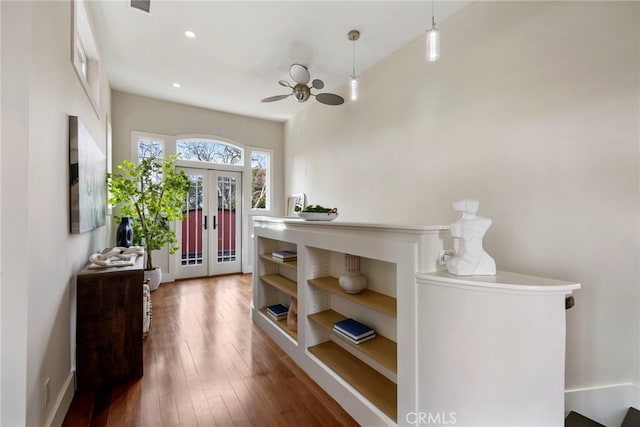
(63, 274), (358, 426)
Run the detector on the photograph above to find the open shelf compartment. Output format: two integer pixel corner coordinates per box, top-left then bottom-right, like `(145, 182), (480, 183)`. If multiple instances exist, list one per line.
(261, 274), (297, 297)
(308, 340), (397, 422)
(259, 307), (298, 340)
(259, 253), (298, 269)
(307, 276), (396, 318)
(308, 309), (397, 372)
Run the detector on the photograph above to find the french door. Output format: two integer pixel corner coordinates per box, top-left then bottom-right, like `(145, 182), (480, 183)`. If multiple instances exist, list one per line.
(176, 168), (242, 279)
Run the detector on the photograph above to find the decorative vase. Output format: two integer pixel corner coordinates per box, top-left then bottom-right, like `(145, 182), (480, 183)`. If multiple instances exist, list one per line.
(287, 297), (298, 331)
(339, 254), (368, 294)
(116, 217), (133, 248)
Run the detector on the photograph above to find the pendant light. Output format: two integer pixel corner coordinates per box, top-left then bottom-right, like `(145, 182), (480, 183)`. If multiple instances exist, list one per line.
(348, 30), (360, 101)
(426, 0), (440, 62)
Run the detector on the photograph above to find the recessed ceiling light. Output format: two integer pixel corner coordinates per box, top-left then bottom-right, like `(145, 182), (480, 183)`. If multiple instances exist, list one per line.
(184, 30), (196, 39)
(172, 83), (181, 88)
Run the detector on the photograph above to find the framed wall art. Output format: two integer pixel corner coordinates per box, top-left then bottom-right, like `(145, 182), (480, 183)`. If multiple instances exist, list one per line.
(69, 115), (106, 233)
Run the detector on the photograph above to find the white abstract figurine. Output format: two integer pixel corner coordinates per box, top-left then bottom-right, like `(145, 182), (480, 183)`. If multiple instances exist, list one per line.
(446, 199), (496, 276)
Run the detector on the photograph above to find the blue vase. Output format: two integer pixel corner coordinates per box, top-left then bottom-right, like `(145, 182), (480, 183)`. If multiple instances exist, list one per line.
(116, 217), (133, 248)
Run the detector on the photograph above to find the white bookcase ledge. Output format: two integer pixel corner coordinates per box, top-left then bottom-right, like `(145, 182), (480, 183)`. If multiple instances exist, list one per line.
(253, 216), (449, 273)
(416, 270), (581, 293)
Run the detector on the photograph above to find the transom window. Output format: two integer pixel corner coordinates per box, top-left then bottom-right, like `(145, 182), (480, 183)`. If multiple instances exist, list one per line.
(72, 0), (101, 117)
(138, 138), (164, 159)
(177, 138), (243, 166)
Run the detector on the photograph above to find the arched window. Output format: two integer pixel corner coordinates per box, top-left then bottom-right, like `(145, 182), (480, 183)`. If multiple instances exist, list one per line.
(176, 138), (244, 166)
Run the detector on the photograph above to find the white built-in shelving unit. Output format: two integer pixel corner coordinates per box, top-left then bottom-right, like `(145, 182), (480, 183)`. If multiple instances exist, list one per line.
(252, 217), (449, 426)
(251, 217), (579, 426)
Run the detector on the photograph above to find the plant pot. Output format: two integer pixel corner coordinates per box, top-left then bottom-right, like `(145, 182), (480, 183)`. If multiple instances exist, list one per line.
(144, 267), (162, 292)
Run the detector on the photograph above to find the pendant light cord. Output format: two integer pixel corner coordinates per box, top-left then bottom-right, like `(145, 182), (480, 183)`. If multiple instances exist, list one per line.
(352, 39), (356, 78)
(431, 0), (436, 29)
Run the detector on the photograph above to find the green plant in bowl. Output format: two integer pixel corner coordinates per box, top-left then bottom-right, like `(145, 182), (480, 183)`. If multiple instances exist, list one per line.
(303, 205), (338, 214)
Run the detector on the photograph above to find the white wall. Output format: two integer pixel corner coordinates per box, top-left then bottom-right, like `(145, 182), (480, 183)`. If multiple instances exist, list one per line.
(111, 91), (284, 274)
(1, 1), (111, 426)
(1, 3), (30, 424)
(0, 3), (3, 424)
(285, 0), (639, 419)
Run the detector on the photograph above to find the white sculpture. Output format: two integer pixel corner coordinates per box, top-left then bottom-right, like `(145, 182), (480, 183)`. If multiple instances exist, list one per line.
(446, 199), (496, 276)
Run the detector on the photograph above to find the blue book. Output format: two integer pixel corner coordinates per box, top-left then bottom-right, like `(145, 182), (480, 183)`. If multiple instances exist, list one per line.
(333, 327), (376, 344)
(266, 304), (289, 317)
(272, 250), (297, 260)
(333, 318), (375, 340)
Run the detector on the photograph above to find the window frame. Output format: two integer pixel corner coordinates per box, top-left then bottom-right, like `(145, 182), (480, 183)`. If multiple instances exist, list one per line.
(131, 131), (169, 163)
(175, 135), (245, 170)
(249, 149), (272, 212)
(71, 0), (102, 118)
(129, 131), (274, 215)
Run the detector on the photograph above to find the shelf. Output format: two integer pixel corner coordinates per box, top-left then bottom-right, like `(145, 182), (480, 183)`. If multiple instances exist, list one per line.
(259, 253), (298, 269)
(259, 307), (297, 341)
(307, 277), (396, 318)
(261, 274), (297, 297)
(308, 341), (397, 422)
(308, 310), (397, 372)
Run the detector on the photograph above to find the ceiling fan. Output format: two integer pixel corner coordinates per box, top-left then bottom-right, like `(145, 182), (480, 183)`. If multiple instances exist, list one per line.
(261, 64), (345, 106)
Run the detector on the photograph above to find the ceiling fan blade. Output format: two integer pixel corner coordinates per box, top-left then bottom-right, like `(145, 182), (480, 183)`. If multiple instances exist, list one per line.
(315, 93), (344, 106)
(278, 80), (292, 88)
(131, 0), (150, 13)
(312, 79), (324, 90)
(289, 64), (310, 84)
(261, 94), (291, 103)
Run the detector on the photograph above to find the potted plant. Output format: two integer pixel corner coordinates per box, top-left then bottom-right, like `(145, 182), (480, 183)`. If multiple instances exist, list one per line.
(107, 155), (190, 290)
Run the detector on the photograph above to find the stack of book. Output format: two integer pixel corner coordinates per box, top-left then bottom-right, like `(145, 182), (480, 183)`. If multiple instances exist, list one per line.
(266, 303), (289, 320)
(333, 318), (376, 344)
(272, 250), (297, 262)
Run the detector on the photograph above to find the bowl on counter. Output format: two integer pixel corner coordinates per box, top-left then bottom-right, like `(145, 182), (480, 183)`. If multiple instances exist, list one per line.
(297, 211), (339, 221)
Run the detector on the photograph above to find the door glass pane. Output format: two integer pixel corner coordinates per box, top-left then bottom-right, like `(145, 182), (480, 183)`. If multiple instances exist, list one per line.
(217, 175), (237, 263)
(181, 173), (204, 266)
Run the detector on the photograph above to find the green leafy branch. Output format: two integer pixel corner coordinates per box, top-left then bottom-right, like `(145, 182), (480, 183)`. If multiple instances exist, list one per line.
(107, 155), (190, 270)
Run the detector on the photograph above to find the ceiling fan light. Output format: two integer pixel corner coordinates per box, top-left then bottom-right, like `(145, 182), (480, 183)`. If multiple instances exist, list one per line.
(293, 84), (310, 102)
(350, 76), (358, 101)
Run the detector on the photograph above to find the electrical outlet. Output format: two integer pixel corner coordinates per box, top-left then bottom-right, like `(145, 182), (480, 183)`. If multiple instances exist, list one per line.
(438, 249), (455, 265)
(43, 378), (50, 408)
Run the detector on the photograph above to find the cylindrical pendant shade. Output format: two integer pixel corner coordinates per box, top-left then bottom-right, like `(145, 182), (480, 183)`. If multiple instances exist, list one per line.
(427, 27), (440, 62)
(350, 76), (359, 101)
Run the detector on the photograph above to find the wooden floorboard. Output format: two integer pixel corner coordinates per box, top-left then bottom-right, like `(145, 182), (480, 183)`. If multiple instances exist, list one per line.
(63, 274), (358, 427)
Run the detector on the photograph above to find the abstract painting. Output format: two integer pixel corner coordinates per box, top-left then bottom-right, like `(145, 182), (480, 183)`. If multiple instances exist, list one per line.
(69, 115), (106, 233)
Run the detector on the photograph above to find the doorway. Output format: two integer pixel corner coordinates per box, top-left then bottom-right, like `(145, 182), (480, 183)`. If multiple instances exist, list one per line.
(176, 168), (242, 278)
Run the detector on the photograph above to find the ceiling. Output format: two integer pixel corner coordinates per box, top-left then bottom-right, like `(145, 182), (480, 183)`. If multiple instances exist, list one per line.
(89, 1), (472, 122)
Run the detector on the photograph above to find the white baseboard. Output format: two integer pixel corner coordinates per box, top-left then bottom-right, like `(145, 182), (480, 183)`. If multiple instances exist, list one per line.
(45, 372), (75, 427)
(565, 383), (640, 426)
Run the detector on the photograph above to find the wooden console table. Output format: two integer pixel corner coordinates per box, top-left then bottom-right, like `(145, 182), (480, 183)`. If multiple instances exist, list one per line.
(75, 255), (144, 391)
